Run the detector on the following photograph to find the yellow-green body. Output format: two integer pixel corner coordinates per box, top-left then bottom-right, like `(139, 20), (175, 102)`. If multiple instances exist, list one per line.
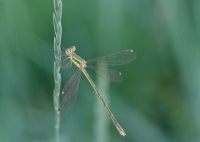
(65, 46), (126, 136)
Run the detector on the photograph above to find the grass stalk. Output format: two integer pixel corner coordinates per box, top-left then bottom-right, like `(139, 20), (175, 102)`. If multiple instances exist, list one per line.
(53, 0), (62, 141)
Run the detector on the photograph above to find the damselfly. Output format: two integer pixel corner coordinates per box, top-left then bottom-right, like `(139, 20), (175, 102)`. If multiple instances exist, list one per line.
(58, 46), (136, 136)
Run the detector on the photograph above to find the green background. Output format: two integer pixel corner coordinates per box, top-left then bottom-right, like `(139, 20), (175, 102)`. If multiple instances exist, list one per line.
(0, 0), (200, 142)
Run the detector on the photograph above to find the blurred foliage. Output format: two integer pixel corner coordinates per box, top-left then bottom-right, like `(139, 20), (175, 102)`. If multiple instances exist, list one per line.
(0, 0), (200, 142)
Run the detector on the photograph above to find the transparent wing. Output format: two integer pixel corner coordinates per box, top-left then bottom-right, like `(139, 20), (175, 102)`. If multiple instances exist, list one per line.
(86, 50), (136, 66)
(58, 69), (82, 120)
(87, 66), (123, 82)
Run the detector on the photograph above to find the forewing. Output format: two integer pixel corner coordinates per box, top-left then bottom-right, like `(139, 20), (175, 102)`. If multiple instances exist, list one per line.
(58, 69), (82, 120)
(86, 50), (136, 66)
(87, 66), (123, 82)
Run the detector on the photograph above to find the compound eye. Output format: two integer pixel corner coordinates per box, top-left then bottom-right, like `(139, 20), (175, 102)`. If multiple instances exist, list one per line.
(71, 46), (76, 51)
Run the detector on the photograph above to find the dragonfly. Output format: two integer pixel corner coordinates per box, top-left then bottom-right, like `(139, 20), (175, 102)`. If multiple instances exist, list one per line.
(58, 46), (136, 136)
